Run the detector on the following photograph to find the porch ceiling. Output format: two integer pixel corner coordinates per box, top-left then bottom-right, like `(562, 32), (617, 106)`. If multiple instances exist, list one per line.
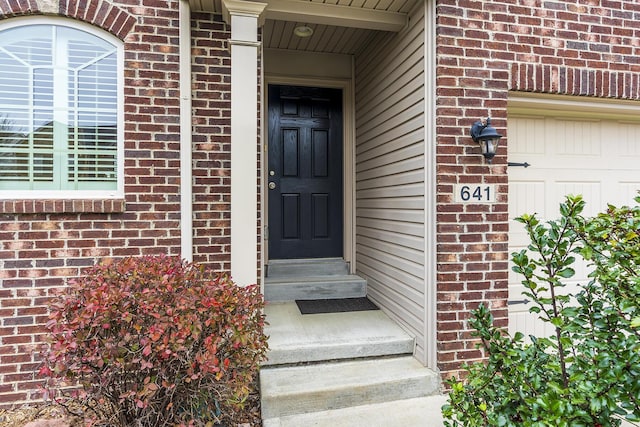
(262, 19), (373, 54)
(191, 0), (418, 54)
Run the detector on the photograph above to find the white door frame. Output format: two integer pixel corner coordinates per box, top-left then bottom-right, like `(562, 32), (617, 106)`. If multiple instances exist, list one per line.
(262, 74), (356, 275)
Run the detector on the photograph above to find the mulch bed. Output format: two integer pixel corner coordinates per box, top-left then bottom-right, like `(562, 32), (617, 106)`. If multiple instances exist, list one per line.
(0, 383), (262, 427)
(0, 404), (82, 427)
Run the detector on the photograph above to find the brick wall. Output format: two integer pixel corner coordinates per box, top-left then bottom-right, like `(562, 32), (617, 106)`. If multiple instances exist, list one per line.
(191, 13), (232, 271)
(435, 0), (640, 380)
(0, 0), (184, 407)
(190, 13), (263, 281)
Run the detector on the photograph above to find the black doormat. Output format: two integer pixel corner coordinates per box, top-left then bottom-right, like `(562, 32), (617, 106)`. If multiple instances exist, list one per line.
(295, 297), (379, 315)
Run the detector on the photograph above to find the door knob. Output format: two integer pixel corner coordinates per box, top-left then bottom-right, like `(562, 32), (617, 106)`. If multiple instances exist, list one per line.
(268, 182), (276, 190)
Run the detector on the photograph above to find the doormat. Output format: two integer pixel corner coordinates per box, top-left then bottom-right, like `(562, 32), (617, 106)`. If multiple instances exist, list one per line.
(295, 297), (379, 315)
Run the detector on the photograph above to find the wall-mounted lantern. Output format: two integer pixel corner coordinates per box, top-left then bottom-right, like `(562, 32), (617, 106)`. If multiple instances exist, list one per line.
(470, 118), (502, 163)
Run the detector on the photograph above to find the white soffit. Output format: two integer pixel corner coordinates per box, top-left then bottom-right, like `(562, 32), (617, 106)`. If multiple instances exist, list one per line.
(190, 0), (412, 32)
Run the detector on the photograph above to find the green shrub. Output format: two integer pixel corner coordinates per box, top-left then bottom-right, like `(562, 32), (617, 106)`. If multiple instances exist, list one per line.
(40, 255), (268, 426)
(442, 195), (640, 427)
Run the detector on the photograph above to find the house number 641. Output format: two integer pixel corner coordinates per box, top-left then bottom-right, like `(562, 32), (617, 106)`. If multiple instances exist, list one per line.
(454, 184), (496, 203)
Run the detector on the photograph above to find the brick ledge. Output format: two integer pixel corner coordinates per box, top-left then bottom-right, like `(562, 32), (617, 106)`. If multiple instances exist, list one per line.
(0, 199), (126, 214)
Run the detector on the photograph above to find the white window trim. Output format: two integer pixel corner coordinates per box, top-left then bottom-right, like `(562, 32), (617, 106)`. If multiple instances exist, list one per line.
(0, 16), (125, 200)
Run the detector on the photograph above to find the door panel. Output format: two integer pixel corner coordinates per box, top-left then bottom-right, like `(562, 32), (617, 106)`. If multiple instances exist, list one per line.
(508, 115), (640, 337)
(268, 85), (343, 259)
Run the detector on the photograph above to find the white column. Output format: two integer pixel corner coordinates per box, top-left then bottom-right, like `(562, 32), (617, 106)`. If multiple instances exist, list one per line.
(222, 0), (266, 286)
(423, 0), (438, 370)
(179, 0), (193, 262)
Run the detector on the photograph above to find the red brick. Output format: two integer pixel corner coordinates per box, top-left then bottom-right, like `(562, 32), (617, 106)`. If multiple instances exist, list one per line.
(0, 393), (28, 404)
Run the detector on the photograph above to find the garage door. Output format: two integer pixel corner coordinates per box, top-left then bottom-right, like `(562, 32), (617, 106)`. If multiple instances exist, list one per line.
(508, 95), (640, 337)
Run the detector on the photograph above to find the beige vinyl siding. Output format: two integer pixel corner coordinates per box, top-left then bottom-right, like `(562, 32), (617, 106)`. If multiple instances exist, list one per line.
(354, 4), (426, 363)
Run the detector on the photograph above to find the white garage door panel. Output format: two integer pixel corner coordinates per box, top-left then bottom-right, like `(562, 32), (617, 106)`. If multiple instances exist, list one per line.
(555, 120), (602, 157)
(508, 117), (546, 154)
(621, 183), (640, 204)
(508, 112), (640, 337)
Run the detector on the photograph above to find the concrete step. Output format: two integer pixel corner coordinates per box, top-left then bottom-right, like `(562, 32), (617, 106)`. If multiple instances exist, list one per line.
(262, 395), (448, 427)
(263, 302), (414, 366)
(264, 274), (366, 302)
(260, 356), (441, 419)
(267, 258), (350, 278)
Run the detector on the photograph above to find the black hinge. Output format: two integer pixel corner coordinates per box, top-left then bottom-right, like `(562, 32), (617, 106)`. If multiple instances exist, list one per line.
(508, 162), (531, 168)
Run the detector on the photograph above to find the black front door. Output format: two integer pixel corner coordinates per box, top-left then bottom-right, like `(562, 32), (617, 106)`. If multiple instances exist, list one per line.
(268, 85), (343, 259)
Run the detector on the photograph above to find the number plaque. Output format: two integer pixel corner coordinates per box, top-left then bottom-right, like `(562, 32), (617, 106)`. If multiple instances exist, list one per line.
(454, 184), (496, 203)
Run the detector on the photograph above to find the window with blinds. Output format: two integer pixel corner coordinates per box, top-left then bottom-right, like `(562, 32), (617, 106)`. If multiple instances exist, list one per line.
(0, 23), (120, 192)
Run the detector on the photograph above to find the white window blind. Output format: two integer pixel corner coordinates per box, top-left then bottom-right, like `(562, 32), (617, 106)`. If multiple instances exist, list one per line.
(0, 24), (119, 191)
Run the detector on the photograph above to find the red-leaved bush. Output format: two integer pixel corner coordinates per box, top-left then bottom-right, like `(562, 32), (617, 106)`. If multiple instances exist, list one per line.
(40, 255), (268, 426)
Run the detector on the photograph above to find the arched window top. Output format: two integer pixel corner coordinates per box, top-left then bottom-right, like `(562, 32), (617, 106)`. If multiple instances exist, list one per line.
(0, 18), (124, 199)
(1, 24), (118, 66)
(0, 16), (122, 46)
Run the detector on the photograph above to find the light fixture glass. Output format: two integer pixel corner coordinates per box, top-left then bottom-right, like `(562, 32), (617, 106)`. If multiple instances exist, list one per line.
(479, 138), (499, 162)
(294, 25), (314, 38)
(470, 118), (502, 163)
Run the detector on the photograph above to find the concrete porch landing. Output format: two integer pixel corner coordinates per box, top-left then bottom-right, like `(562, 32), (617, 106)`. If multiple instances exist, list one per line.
(261, 302), (446, 426)
(262, 301), (415, 365)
